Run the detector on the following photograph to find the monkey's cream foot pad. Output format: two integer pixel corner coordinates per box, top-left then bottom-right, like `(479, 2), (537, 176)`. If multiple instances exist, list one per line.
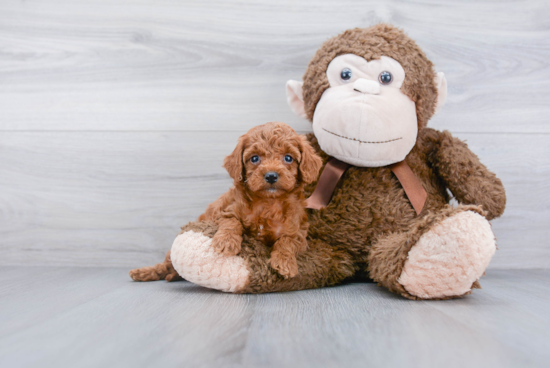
(170, 230), (250, 293)
(398, 211), (496, 299)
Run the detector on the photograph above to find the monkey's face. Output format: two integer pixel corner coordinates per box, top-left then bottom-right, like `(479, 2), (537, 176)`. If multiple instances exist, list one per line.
(312, 54), (417, 167)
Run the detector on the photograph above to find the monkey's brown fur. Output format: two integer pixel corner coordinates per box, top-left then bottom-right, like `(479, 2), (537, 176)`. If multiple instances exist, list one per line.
(131, 25), (506, 299)
(130, 122), (322, 280)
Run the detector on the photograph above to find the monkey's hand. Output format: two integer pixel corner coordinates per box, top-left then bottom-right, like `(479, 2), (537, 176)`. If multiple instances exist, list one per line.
(426, 129), (506, 220)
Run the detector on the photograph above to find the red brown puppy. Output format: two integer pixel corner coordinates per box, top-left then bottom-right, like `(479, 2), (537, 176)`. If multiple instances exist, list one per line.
(202, 122), (322, 277)
(130, 122), (322, 280)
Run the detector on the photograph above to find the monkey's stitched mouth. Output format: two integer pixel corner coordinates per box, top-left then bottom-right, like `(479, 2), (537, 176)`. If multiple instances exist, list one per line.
(322, 128), (402, 144)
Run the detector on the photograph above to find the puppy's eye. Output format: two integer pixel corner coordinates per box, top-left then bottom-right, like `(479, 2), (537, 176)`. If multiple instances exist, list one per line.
(378, 71), (392, 85)
(284, 155), (293, 163)
(340, 68), (352, 82)
(250, 155), (260, 164)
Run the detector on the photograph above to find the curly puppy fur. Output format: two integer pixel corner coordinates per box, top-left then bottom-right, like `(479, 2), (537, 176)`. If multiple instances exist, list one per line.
(130, 122), (322, 280)
(205, 122), (322, 277)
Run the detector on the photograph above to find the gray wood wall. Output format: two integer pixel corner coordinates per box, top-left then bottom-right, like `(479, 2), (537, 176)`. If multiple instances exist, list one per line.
(1, 0), (549, 269)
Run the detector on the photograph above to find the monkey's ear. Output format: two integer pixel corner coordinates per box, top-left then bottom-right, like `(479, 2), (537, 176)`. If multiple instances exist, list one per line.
(434, 72), (447, 115)
(286, 80), (308, 120)
(223, 136), (246, 182)
(299, 136), (323, 184)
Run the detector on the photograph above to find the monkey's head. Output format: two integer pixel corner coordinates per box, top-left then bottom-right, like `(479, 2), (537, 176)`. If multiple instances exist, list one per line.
(286, 24), (447, 167)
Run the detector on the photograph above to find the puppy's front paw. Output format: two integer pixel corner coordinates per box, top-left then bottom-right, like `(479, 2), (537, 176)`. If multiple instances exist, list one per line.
(269, 251), (298, 278)
(211, 232), (242, 256)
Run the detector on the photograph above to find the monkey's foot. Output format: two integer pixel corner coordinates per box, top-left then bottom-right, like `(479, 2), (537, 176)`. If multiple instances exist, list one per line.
(398, 211), (496, 299)
(171, 224), (250, 293)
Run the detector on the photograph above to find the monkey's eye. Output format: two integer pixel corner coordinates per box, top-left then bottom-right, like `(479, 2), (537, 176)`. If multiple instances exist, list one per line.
(284, 155), (293, 163)
(340, 68), (352, 82)
(250, 155), (260, 164)
(378, 71), (392, 85)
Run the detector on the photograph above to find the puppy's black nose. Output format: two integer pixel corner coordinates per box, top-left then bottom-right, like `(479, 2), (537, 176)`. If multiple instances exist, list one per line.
(264, 172), (278, 184)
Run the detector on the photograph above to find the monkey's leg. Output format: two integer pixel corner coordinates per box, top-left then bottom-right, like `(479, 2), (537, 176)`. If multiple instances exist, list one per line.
(368, 205), (496, 300)
(170, 221), (355, 293)
(129, 250), (183, 282)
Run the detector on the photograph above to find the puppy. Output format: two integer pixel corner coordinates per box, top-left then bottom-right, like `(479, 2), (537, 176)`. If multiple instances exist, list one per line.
(199, 122), (322, 278)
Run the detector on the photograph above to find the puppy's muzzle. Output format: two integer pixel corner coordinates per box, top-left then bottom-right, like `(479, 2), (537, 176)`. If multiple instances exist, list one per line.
(264, 172), (278, 184)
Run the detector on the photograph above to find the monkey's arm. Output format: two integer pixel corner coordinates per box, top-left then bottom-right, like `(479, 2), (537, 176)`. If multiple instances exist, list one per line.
(425, 129), (506, 220)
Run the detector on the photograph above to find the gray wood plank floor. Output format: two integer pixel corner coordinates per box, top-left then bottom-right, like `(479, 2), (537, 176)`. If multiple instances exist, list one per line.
(1, 267), (549, 368)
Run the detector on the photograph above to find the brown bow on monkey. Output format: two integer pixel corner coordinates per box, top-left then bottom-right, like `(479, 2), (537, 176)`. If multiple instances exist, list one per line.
(305, 158), (427, 216)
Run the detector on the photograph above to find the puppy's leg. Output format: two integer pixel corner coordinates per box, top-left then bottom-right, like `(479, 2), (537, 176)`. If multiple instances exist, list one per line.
(129, 250), (183, 282)
(211, 217), (243, 256)
(269, 235), (304, 278)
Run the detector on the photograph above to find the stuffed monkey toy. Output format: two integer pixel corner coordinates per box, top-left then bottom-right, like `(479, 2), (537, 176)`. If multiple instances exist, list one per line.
(130, 24), (506, 300)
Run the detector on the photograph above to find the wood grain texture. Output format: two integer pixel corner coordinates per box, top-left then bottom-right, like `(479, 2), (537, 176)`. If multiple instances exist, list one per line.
(0, 0), (549, 268)
(0, 131), (548, 268)
(0, 267), (549, 368)
(0, 0), (549, 133)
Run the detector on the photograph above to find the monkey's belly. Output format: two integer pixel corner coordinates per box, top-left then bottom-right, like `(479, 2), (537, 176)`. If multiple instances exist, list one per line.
(307, 168), (428, 258)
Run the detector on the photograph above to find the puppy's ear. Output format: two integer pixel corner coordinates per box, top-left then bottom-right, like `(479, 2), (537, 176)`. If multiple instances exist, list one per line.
(298, 136), (323, 184)
(223, 136), (246, 182)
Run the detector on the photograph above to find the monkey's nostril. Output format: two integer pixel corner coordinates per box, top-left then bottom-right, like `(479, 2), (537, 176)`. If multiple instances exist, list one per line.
(264, 172), (278, 184)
